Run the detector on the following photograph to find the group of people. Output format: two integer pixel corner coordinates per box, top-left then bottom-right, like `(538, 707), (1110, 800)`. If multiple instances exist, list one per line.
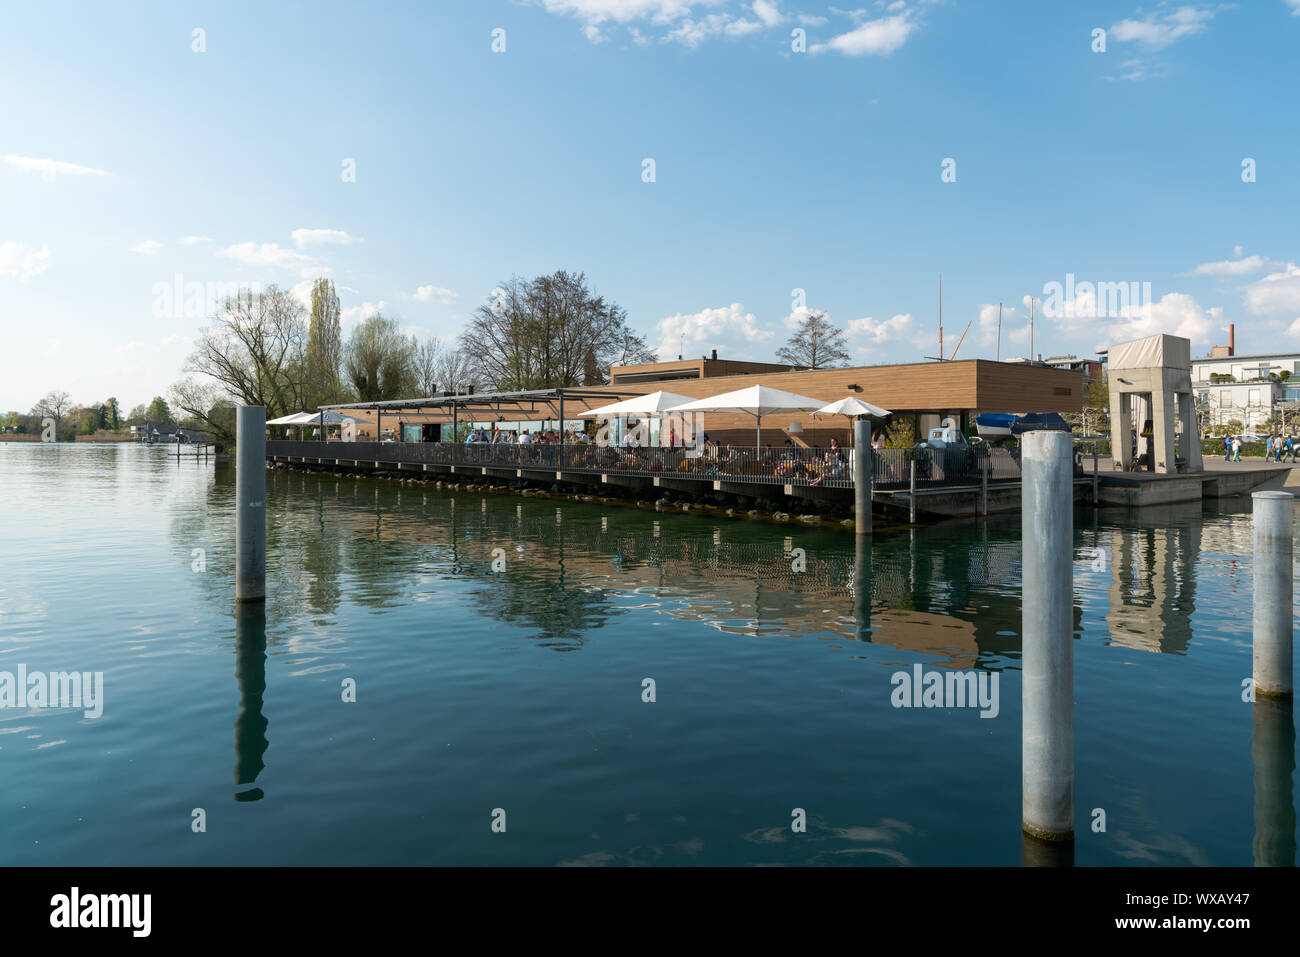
(1264, 434), (1298, 463)
(464, 427), (589, 446)
(1219, 433), (1300, 463)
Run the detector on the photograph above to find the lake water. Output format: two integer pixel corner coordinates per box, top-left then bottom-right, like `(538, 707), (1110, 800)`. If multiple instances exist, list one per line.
(0, 442), (1293, 865)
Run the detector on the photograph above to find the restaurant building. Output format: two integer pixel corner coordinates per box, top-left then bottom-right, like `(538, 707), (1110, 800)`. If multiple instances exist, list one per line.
(325, 356), (1084, 448)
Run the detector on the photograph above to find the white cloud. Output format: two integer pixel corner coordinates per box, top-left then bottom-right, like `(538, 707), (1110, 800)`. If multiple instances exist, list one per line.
(1189, 255), (1278, 277)
(289, 281), (316, 309)
(975, 302), (1021, 349)
(797, 13), (827, 25)
(1104, 292), (1220, 346)
(414, 284), (457, 304)
(667, 13), (755, 46)
(301, 266), (335, 280)
(653, 303), (774, 360)
(1243, 263), (1300, 315)
(725, 17), (763, 36)
(179, 236), (212, 245)
(0, 241), (52, 280)
(2, 154), (111, 178)
(811, 12), (914, 55)
(342, 300), (386, 326)
(291, 228), (360, 248)
(845, 313), (924, 353)
(1233, 244), (1244, 258)
(752, 1), (782, 27)
(131, 240), (163, 255)
(1288, 0), (1300, 15)
(218, 242), (315, 270)
(537, 0), (784, 46)
(1110, 6), (1216, 49)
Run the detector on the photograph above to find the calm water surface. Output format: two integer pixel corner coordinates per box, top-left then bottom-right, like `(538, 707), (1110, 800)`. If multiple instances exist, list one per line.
(0, 443), (1293, 865)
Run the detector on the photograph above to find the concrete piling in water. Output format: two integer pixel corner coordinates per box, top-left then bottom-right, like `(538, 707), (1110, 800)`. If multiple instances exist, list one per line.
(235, 406), (266, 603)
(853, 418), (871, 535)
(1252, 491), (1293, 698)
(1251, 696), (1296, 866)
(909, 460), (916, 524)
(1021, 430), (1074, 844)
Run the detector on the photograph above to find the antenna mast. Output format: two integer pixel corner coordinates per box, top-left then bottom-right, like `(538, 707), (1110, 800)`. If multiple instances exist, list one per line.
(997, 301), (1002, 361)
(938, 275), (943, 361)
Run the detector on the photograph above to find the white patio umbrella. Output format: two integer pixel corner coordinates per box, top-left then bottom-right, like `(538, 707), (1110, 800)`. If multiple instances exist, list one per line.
(578, 391), (694, 447)
(579, 390), (694, 417)
(266, 411), (316, 426)
(813, 396), (891, 419)
(670, 385), (827, 447)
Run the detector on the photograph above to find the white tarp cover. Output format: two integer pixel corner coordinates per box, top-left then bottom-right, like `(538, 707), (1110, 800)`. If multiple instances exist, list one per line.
(1108, 334), (1191, 371)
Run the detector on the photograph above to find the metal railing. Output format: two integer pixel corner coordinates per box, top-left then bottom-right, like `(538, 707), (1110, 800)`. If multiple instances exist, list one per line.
(267, 440), (1033, 490)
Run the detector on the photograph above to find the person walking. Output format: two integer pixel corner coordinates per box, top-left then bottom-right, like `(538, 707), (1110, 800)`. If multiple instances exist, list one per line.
(1232, 434), (1243, 462)
(1223, 434), (1232, 460)
(1267, 434), (1275, 462)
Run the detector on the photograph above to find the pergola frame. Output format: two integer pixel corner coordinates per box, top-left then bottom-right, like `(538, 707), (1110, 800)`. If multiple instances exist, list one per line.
(315, 387), (641, 463)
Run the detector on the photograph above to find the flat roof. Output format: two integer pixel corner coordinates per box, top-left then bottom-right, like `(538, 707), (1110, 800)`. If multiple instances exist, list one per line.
(317, 386), (637, 412)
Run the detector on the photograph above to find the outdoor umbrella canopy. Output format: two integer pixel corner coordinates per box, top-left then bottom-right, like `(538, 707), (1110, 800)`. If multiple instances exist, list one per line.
(268, 410), (357, 426)
(578, 390), (694, 418)
(812, 397), (891, 419)
(265, 411), (317, 426)
(670, 385), (827, 447)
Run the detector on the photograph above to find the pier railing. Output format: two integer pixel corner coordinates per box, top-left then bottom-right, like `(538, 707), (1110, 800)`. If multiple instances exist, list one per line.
(267, 440), (1033, 491)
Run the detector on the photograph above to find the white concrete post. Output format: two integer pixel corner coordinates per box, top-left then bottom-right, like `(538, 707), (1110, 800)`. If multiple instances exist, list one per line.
(236, 406), (266, 602)
(1252, 491), (1293, 697)
(1022, 430), (1074, 843)
(854, 418), (871, 535)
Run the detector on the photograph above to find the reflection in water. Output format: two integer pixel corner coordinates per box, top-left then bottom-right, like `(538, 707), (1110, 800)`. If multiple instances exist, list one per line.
(1021, 832), (1074, 867)
(1252, 697), (1296, 867)
(853, 534), (871, 642)
(233, 603), (269, 803)
(1105, 507), (1203, 655)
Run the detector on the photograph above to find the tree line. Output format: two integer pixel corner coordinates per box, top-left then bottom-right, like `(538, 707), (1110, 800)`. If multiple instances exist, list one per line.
(168, 271), (669, 447)
(1, 392), (177, 439)
(10, 273), (856, 447)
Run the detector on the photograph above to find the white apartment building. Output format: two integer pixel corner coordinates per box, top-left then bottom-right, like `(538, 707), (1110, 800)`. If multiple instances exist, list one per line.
(1189, 352), (1300, 433)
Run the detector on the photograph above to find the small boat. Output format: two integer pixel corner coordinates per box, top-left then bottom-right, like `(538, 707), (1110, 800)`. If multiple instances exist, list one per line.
(1010, 412), (1071, 436)
(975, 412), (1019, 439)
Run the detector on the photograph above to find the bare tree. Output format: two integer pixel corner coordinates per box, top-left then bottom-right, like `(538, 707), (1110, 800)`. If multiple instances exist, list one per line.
(345, 315), (417, 401)
(32, 390), (72, 428)
(461, 271), (650, 390)
(416, 337), (442, 396)
(776, 310), (849, 369)
(171, 285), (309, 445)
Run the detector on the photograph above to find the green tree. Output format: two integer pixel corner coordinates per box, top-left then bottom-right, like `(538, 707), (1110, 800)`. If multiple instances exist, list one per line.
(344, 315), (418, 401)
(126, 404), (148, 426)
(306, 278), (343, 407)
(103, 397), (121, 430)
(146, 396), (174, 425)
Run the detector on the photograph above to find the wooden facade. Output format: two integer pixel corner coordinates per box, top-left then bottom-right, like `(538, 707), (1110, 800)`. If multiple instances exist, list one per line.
(332, 359), (1082, 446)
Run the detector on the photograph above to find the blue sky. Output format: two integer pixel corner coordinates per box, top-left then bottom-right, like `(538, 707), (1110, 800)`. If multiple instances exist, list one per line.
(2, 0), (1299, 412)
